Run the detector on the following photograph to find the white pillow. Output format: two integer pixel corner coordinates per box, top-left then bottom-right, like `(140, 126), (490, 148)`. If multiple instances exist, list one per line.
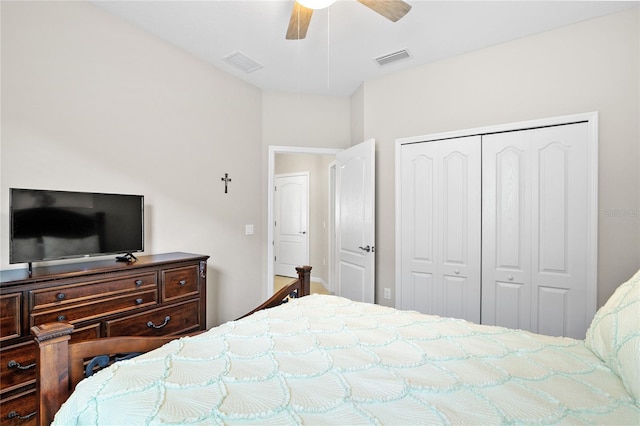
(585, 269), (640, 401)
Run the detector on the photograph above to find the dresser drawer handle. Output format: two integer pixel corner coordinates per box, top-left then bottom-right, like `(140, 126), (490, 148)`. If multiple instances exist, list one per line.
(179, 280), (187, 286)
(57, 315), (67, 322)
(7, 411), (37, 421)
(56, 293), (66, 300)
(147, 316), (171, 329)
(135, 298), (144, 305)
(135, 279), (144, 286)
(7, 360), (36, 370)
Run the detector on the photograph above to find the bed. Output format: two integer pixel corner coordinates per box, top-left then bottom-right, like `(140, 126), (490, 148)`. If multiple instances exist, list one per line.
(34, 268), (639, 425)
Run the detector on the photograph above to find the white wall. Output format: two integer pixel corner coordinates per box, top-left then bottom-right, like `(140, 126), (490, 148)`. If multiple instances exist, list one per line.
(261, 92), (351, 149)
(0, 1), (263, 326)
(351, 85), (365, 144)
(357, 8), (640, 308)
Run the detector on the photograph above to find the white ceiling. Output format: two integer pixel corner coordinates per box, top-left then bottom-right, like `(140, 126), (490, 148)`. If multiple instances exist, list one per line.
(91, 1), (638, 97)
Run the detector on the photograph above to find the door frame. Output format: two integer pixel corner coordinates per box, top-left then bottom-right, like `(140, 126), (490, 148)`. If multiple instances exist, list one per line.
(395, 111), (598, 313)
(328, 160), (337, 294)
(267, 146), (343, 296)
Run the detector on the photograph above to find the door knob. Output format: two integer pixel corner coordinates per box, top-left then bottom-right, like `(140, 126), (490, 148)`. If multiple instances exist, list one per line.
(358, 245), (371, 252)
(299, 231), (306, 234)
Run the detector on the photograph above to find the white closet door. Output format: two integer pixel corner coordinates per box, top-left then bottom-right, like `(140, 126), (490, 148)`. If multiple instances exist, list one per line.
(481, 132), (533, 331)
(400, 141), (438, 314)
(482, 123), (590, 338)
(400, 136), (481, 322)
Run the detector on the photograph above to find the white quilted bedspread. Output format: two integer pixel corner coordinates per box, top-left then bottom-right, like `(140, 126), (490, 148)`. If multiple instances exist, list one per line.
(53, 294), (639, 425)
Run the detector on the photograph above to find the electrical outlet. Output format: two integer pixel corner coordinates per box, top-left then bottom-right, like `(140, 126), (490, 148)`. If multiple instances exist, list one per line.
(384, 288), (391, 299)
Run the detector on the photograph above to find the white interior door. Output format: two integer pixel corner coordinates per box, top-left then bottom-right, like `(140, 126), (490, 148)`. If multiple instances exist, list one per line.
(274, 173), (309, 278)
(336, 139), (375, 303)
(399, 136), (481, 322)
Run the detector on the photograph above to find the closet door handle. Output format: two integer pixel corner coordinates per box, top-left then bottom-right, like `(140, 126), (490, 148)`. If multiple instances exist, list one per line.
(359, 245), (371, 253)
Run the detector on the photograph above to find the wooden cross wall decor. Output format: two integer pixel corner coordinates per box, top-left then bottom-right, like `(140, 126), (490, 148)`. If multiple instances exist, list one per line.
(221, 173), (232, 193)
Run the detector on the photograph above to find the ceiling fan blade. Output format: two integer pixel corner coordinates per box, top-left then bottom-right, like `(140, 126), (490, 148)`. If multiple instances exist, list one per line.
(357, 0), (412, 22)
(286, 1), (314, 40)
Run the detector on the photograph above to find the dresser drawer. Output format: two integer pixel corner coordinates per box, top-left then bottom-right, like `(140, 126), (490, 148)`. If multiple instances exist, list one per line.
(162, 266), (199, 301)
(30, 289), (157, 327)
(0, 293), (21, 341)
(30, 272), (157, 309)
(70, 323), (102, 343)
(0, 342), (35, 395)
(105, 299), (200, 337)
(0, 388), (36, 426)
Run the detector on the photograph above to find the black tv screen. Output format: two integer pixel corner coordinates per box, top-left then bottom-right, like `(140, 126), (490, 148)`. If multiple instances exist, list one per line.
(10, 188), (144, 264)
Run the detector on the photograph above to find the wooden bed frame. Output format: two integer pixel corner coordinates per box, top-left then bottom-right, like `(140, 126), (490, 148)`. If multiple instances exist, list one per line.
(30, 265), (312, 426)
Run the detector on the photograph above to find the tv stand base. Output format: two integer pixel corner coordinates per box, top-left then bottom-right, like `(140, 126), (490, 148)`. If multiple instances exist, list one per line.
(115, 253), (138, 263)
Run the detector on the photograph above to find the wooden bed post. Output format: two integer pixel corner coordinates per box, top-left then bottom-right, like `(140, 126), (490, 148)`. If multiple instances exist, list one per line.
(237, 266), (312, 320)
(31, 322), (74, 426)
(295, 265), (312, 296)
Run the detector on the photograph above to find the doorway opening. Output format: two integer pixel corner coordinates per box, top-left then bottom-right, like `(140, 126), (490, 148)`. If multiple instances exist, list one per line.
(267, 146), (342, 297)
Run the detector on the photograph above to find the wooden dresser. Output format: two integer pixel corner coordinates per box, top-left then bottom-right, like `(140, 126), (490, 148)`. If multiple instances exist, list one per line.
(0, 252), (209, 424)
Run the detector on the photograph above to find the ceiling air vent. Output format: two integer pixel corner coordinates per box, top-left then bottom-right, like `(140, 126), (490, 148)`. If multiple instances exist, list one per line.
(374, 49), (412, 66)
(224, 51), (264, 73)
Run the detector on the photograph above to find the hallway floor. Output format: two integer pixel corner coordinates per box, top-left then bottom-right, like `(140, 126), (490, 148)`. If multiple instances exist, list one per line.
(274, 275), (330, 295)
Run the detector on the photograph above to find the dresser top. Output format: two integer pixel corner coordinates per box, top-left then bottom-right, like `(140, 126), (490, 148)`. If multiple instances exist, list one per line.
(0, 252), (209, 287)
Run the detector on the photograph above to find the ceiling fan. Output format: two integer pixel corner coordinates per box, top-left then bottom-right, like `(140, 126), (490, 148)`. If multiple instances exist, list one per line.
(286, 0), (412, 40)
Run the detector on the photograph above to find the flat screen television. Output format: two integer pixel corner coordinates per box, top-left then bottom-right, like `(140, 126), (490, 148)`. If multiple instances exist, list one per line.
(10, 188), (144, 266)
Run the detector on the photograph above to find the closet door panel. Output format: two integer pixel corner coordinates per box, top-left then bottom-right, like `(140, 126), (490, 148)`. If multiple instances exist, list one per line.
(443, 275), (469, 320)
(531, 123), (589, 338)
(400, 143), (438, 312)
(495, 147), (526, 271)
(537, 286), (568, 337)
(482, 133), (532, 330)
(411, 155), (435, 263)
(495, 281), (525, 330)
(439, 138), (481, 322)
(400, 137), (481, 322)
(411, 272), (435, 314)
